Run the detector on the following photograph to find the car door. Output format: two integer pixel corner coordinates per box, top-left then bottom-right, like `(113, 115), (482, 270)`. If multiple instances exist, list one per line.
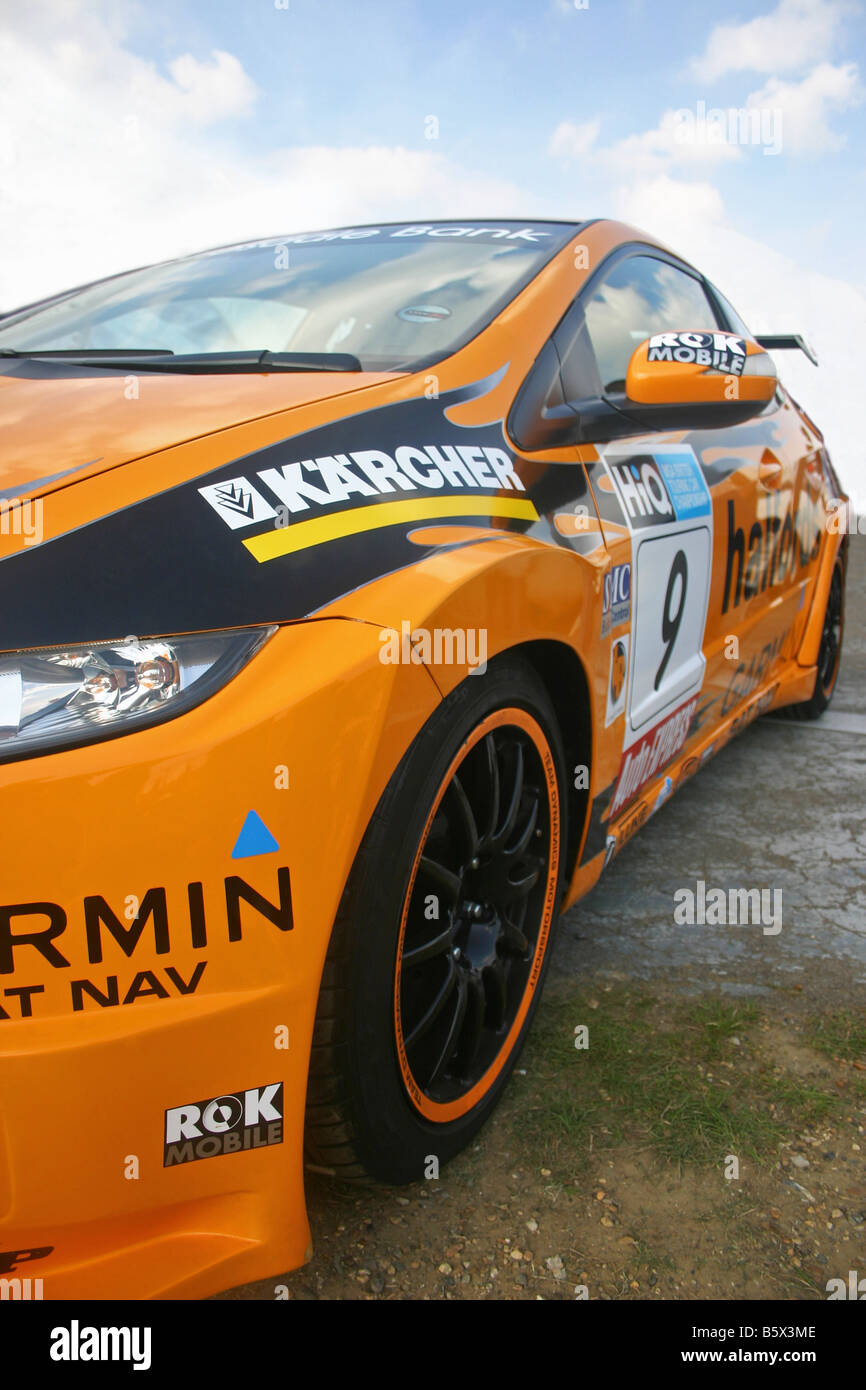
(699, 279), (826, 727)
(504, 241), (818, 871)
(571, 247), (828, 820)
(565, 248), (771, 820)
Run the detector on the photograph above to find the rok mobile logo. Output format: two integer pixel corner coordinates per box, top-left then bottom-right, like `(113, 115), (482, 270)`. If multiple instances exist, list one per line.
(164, 1082), (283, 1165)
(647, 331), (747, 376)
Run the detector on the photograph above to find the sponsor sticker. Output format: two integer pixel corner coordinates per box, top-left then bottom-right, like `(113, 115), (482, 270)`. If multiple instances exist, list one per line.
(646, 331), (747, 376)
(605, 455), (675, 531)
(164, 1082), (284, 1166)
(610, 696), (698, 817)
(612, 798), (650, 856)
(0, 1245), (53, 1276)
(605, 636), (629, 727)
(199, 478), (278, 530)
(604, 446), (711, 528)
(397, 304), (452, 323)
(654, 775), (674, 811)
(200, 444), (527, 534)
(601, 561), (631, 636)
(653, 450), (713, 522)
(262, 224), (556, 246)
(601, 445), (712, 772)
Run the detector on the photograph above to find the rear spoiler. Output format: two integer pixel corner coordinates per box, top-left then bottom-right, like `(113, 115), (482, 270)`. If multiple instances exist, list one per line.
(754, 334), (818, 367)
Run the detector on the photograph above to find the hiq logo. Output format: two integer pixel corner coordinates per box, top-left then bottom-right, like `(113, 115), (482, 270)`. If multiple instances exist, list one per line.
(164, 1082), (284, 1166)
(609, 459), (674, 528)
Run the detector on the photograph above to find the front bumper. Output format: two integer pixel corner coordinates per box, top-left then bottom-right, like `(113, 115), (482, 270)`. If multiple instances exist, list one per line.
(0, 618), (439, 1298)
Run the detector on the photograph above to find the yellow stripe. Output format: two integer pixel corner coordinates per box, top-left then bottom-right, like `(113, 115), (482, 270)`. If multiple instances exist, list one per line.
(244, 494), (539, 563)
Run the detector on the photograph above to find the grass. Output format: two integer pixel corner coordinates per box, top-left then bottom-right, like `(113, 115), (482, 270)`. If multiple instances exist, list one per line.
(510, 985), (853, 1174)
(808, 1008), (866, 1064)
(633, 1239), (676, 1275)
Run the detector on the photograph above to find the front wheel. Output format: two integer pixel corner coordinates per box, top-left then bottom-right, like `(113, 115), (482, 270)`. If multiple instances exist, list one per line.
(305, 656), (566, 1184)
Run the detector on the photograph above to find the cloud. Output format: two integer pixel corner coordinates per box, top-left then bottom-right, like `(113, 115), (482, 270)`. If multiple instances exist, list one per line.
(2, 1), (863, 507)
(165, 51), (258, 124)
(603, 62), (863, 174)
(549, 107), (747, 181)
(690, 0), (851, 81)
(602, 109), (744, 175)
(566, 60), (860, 189)
(746, 61), (863, 155)
(261, 144), (537, 233)
(549, 118), (601, 162)
(612, 173), (727, 228)
(0, 5), (534, 308)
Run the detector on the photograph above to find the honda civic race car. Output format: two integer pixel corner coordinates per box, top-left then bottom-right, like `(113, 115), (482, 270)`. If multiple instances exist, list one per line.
(0, 219), (846, 1299)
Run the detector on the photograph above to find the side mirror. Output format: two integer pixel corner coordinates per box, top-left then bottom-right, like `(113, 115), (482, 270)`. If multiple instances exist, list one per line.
(507, 324), (778, 454)
(620, 331), (777, 428)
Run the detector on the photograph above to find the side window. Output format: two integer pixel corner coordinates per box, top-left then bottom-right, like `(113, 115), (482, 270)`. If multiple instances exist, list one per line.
(706, 280), (753, 339)
(583, 255), (721, 393)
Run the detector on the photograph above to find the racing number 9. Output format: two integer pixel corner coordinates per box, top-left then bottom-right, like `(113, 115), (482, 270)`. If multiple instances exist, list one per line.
(655, 549), (688, 691)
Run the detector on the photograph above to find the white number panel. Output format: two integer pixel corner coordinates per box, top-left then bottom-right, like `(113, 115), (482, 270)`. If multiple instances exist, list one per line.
(601, 444), (714, 758)
(628, 526), (711, 736)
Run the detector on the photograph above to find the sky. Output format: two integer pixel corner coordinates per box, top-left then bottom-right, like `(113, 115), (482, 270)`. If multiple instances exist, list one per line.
(1, 0), (864, 501)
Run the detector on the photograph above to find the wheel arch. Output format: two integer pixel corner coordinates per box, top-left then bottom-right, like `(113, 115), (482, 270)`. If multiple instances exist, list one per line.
(506, 638), (593, 890)
(304, 638), (588, 1180)
(796, 528), (847, 670)
(321, 538), (606, 908)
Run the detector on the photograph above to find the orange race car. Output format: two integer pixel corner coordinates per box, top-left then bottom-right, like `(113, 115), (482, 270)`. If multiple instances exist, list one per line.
(0, 219), (846, 1299)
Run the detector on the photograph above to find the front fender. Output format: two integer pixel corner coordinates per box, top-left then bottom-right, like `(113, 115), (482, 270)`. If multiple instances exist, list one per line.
(320, 533), (622, 890)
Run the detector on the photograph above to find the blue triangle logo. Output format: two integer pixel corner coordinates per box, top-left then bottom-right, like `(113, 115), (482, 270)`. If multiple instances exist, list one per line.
(231, 810), (280, 859)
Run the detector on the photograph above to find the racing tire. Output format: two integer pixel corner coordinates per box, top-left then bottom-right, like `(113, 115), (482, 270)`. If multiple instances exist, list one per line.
(304, 654), (567, 1184)
(780, 558), (845, 721)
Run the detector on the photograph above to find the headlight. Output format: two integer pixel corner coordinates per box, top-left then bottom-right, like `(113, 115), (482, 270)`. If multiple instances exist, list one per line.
(0, 627), (275, 761)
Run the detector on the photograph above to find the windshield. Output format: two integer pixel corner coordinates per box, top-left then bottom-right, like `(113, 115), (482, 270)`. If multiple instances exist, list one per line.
(0, 222), (578, 372)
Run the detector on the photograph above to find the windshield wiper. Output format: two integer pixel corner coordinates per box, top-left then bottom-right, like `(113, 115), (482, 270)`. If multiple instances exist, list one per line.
(0, 348), (174, 358)
(0, 348), (363, 373)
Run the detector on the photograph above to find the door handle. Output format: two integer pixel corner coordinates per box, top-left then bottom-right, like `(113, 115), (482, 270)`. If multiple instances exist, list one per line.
(758, 455), (783, 490)
(804, 453), (824, 491)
